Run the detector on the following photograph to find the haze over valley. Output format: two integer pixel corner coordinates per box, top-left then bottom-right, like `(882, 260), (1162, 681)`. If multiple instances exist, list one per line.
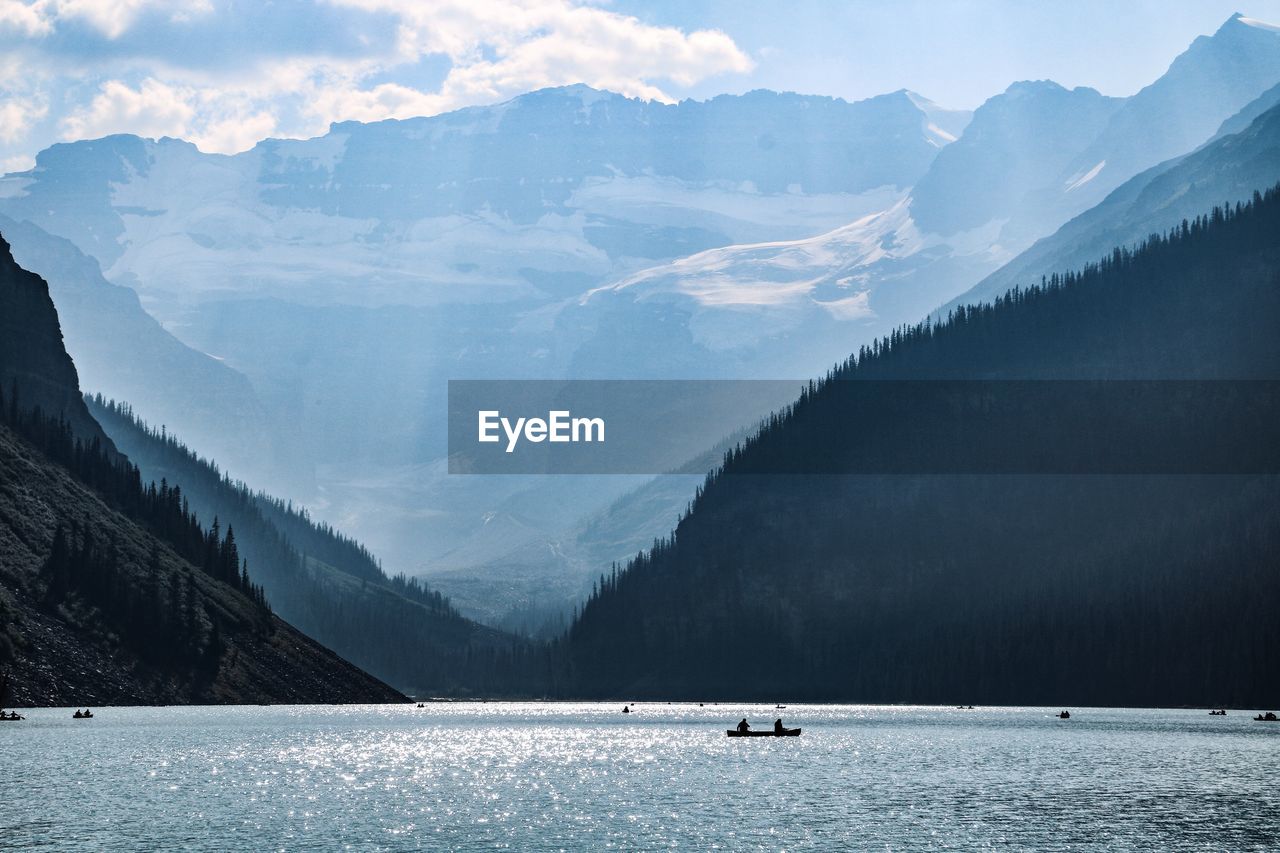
(3, 11), (1280, 639)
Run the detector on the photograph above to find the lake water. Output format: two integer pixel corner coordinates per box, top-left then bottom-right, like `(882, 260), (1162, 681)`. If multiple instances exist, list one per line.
(2, 703), (1277, 849)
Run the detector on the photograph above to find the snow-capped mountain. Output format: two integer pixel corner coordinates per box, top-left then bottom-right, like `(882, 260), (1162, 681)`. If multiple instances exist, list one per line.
(571, 15), (1280, 379)
(0, 84), (967, 575)
(569, 82), (1126, 375)
(1057, 13), (1280, 213)
(0, 14), (1276, 622)
(0, 86), (959, 318)
(947, 98), (1280, 314)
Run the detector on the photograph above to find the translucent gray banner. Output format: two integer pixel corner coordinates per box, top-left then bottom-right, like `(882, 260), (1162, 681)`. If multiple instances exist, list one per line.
(447, 379), (1280, 475)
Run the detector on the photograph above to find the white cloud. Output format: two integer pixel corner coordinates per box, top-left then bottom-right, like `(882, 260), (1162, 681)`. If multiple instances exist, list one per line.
(62, 78), (195, 140)
(315, 0), (753, 118)
(0, 0), (51, 36)
(4, 0), (753, 162)
(60, 78), (283, 154)
(1, 0), (212, 39)
(0, 94), (46, 141)
(190, 108), (277, 154)
(2, 153), (34, 171)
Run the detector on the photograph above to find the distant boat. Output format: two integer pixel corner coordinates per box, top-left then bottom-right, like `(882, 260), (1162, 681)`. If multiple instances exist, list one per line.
(1209, 709), (1227, 716)
(726, 728), (801, 737)
(1057, 711), (1071, 719)
(1255, 712), (1278, 722)
(0, 711), (22, 721)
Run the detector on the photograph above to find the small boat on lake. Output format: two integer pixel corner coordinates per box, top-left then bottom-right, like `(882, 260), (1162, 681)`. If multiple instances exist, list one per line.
(726, 727), (801, 737)
(1255, 712), (1278, 722)
(1057, 711), (1071, 719)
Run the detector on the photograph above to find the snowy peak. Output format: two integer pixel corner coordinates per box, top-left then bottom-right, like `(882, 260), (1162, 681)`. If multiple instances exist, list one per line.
(907, 80), (1123, 236)
(1058, 10), (1280, 209)
(1224, 12), (1280, 34)
(902, 89), (973, 146)
(1237, 16), (1280, 34)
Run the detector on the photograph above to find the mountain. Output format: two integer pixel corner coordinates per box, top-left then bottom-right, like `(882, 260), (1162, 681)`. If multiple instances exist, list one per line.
(2, 15), (1276, 622)
(575, 13), (1280, 380)
(949, 99), (1280, 312)
(0, 418), (405, 706)
(0, 86), (956, 313)
(572, 81), (1125, 377)
(908, 81), (1123, 241)
(0, 237), (404, 705)
(563, 190), (1280, 705)
(85, 394), (548, 697)
(0, 215), (285, 489)
(0, 85), (967, 579)
(0, 233), (114, 451)
(1057, 13), (1280, 213)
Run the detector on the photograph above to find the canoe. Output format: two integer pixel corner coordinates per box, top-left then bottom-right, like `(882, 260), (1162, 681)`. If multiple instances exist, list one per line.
(726, 728), (801, 737)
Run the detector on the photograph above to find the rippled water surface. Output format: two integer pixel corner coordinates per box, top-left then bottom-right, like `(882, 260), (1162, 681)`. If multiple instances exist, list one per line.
(3, 703), (1278, 849)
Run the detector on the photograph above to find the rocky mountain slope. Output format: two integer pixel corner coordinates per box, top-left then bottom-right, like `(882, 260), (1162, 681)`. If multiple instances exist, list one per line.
(0, 235), (406, 705)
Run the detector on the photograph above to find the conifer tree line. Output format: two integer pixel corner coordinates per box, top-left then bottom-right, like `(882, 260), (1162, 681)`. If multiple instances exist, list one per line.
(564, 186), (1280, 706)
(88, 396), (452, 615)
(38, 523), (228, 670)
(84, 394), (550, 695)
(1, 387), (268, 607)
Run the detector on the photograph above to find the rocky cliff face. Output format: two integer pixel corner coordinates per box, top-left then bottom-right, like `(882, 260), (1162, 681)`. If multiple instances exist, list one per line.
(0, 235), (405, 707)
(0, 232), (115, 454)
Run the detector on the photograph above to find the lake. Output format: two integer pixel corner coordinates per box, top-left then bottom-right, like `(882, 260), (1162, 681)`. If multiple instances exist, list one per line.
(3, 703), (1277, 849)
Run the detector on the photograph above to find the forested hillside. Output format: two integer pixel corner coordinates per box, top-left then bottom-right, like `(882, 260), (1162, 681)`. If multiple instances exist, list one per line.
(565, 188), (1280, 706)
(0, 398), (409, 705)
(0, 229), (414, 705)
(87, 397), (548, 697)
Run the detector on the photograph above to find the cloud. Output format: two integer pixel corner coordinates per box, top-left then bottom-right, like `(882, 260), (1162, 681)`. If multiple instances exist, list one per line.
(60, 77), (282, 154)
(2, 0), (753, 163)
(62, 77), (195, 140)
(0, 1), (51, 36)
(322, 0), (753, 111)
(0, 94), (46, 141)
(0, 0), (213, 39)
(190, 108), (277, 154)
(1, 153), (34, 170)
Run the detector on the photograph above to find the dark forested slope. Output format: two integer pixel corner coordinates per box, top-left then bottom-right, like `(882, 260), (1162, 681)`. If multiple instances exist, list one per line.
(0, 415), (404, 706)
(85, 396), (548, 698)
(0, 233), (404, 704)
(565, 189), (1280, 706)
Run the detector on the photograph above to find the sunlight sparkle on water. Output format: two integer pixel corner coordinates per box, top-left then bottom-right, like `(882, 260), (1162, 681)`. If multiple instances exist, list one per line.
(2, 703), (1277, 849)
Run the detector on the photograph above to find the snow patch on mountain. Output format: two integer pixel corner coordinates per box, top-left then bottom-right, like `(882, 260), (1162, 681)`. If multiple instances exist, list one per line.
(1238, 15), (1280, 33)
(582, 197), (1011, 351)
(1065, 160), (1106, 191)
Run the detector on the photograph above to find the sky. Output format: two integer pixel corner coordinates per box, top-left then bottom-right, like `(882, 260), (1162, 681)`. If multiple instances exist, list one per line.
(0, 0), (1278, 172)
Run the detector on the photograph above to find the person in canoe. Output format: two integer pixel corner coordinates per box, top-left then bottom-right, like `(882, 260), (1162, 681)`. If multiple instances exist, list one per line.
(736, 718), (750, 733)
(774, 718), (785, 734)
